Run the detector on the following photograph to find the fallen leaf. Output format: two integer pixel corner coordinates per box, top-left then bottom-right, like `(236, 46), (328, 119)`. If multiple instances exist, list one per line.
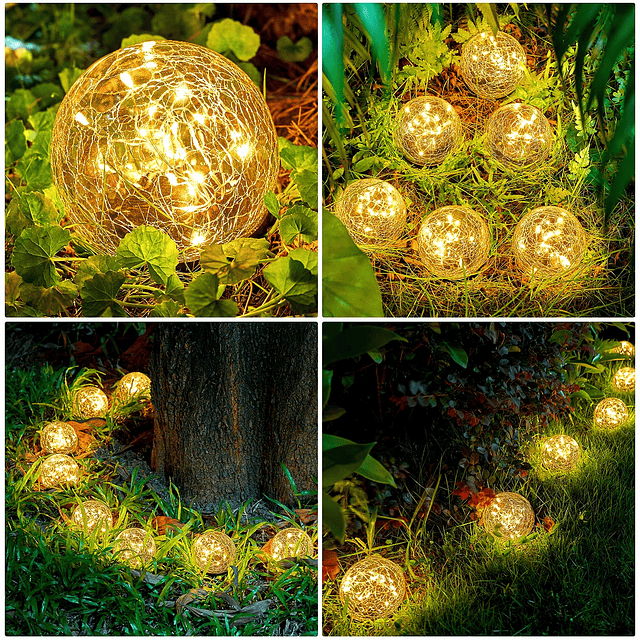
(322, 549), (340, 583)
(176, 588), (210, 616)
(294, 508), (318, 525)
(130, 569), (167, 585)
(542, 516), (555, 533)
(152, 515), (184, 535)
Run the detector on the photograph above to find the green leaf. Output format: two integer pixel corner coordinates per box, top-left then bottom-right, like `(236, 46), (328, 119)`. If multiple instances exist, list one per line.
(164, 273), (185, 304)
(442, 342), (468, 368)
(280, 142), (317, 173)
(207, 18), (260, 61)
(277, 36), (313, 62)
(323, 325), (406, 367)
(263, 256), (317, 311)
(352, 157), (375, 173)
(323, 404), (346, 421)
(74, 255), (121, 289)
(28, 111), (56, 136)
(322, 491), (346, 543)
(323, 441), (376, 487)
(121, 34), (166, 48)
(201, 238), (271, 284)
(184, 272), (239, 317)
(6, 120), (27, 161)
(80, 271), (127, 317)
(264, 191), (281, 218)
(116, 226), (178, 286)
(280, 206), (318, 244)
(150, 299), (184, 317)
(291, 169), (318, 207)
(6, 198), (32, 237)
(322, 369), (333, 410)
(18, 192), (61, 227)
(30, 83), (64, 109)
(58, 67), (84, 93)
(5, 272), (23, 313)
(236, 62), (262, 87)
(289, 248), (318, 275)
(6, 89), (38, 120)
(357, 453), (397, 487)
(20, 280), (78, 316)
(12, 226), (70, 288)
(16, 155), (52, 191)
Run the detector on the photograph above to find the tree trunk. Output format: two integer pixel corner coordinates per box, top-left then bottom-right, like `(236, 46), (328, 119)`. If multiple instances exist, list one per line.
(150, 323), (317, 507)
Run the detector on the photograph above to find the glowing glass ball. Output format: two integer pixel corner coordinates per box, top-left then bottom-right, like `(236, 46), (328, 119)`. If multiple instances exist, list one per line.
(73, 386), (109, 419)
(417, 205), (490, 279)
(71, 500), (113, 535)
(483, 491), (534, 540)
(611, 341), (635, 358)
(512, 206), (587, 278)
(40, 421), (78, 454)
(460, 32), (527, 99)
(116, 372), (151, 404)
(594, 397), (629, 428)
(335, 179), (406, 247)
(50, 40), (279, 261)
(270, 528), (314, 561)
(114, 528), (156, 568)
(612, 367), (635, 392)
(39, 454), (81, 488)
(193, 530), (236, 574)
(540, 435), (580, 472)
(486, 103), (553, 168)
(339, 555), (405, 621)
(394, 96), (463, 166)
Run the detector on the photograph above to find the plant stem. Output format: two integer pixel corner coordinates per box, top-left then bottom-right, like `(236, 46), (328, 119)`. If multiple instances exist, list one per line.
(240, 294), (287, 317)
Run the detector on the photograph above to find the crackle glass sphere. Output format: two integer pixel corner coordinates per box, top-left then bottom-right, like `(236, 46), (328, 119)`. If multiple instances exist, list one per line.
(612, 367), (635, 392)
(394, 96), (462, 166)
(73, 386), (109, 419)
(483, 491), (534, 540)
(417, 205), (490, 279)
(40, 421), (78, 454)
(51, 40), (279, 261)
(71, 500), (113, 535)
(461, 31), (527, 99)
(116, 372), (151, 404)
(512, 206), (587, 278)
(486, 103), (553, 167)
(611, 341), (635, 358)
(114, 528), (156, 568)
(339, 555), (405, 621)
(39, 454), (81, 488)
(594, 397), (629, 428)
(193, 530), (236, 574)
(271, 528), (314, 561)
(540, 435), (580, 472)
(335, 179), (406, 247)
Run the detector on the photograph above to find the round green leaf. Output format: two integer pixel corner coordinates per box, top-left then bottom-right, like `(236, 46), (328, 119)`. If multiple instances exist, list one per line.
(12, 225), (70, 288)
(80, 271), (127, 317)
(277, 35), (313, 62)
(184, 272), (239, 317)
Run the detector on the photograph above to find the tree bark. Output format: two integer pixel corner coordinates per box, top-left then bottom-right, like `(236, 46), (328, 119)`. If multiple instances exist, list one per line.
(150, 323), (317, 507)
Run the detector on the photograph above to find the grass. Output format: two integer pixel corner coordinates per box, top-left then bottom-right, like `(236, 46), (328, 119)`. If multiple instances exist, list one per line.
(322, 360), (634, 635)
(6, 364), (318, 636)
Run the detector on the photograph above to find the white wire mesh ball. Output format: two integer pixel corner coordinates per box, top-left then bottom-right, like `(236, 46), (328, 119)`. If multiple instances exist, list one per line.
(460, 31), (527, 99)
(486, 103), (553, 167)
(417, 205), (490, 279)
(594, 397), (629, 428)
(339, 555), (406, 621)
(611, 341), (635, 358)
(512, 206), (587, 278)
(193, 530), (236, 574)
(71, 500), (113, 535)
(612, 367), (635, 392)
(270, 528), (314, 561)
(540, 435), (580, 472)
(483, 491), (534, 540)
(394, 96), (463, 166)
(73, 386), (109, 418)
(335, 179), (406, 246)
(40, 421), (78, 454)
(115, 372), (151, 404)
(50, 40), (279, 261)
(39, 454), (81, 488)
(114, 528), (156, 568)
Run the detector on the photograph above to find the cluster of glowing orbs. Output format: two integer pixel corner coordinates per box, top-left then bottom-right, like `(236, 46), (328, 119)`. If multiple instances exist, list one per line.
(116, 372), (151, 404)
(339, 555), (406, 621)
(612, 367), (635, 392)
(270, 528), (314, 561)
(40, 421), (78, 454)
(486, 103), (553, 168)
(417, 206), (491, 279)
(512, 206), (587, 278)
(50, 40), (279, 261)
(74, 386), (109, 419)
(71, 500), (113, 535)
(335, 179), (406, 247)
(193, 530), (236, 574)
(114, 528), (156, 568)
(39, 454), (81, 488)
(394, 96), (463, 166)
(593, 397), (629, 429)
(611, 341), (635, 358)
(540, 435), (580, 472)
(460, 31), (527, 99)
(483, 491), (534, 540)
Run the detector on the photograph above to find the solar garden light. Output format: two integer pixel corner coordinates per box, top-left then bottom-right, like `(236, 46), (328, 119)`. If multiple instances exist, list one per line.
(73, 386), (109, 419)
(40, 421), (78, 455)
(192, 530), (236, 574)
(71, 500), (113, 535)
(612, 367), (635, 393)
(540, 435), (580, 472)
(482, 491), (535, 540)
(50, 40), (279, 261)
(114, 528), (156, 568)
(38, 454), (81, 488)
(270, 527), (314, 561)
(593, 397), (629, 429)
(611, 341), (635, 358)
(115, 372), (151, 404)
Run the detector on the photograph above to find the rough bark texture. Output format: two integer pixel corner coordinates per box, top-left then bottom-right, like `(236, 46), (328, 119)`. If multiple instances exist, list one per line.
(150, 323), (317, 507)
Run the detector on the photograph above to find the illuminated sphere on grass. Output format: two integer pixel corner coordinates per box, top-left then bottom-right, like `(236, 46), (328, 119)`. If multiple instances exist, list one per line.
(394, 96), (463, 166)
(39, 454), (81, 488)
(339, 555), (405, 621)
(612, 367), (635, 392)
(73, 386), (109, 419)
(115, 372), (151, 404)
(611, 341), (635, 358)
(193, 530), (236, 574)
(483, 492), (534, 540)
(114, 528), (156, 568)
(486, 103), (553, 168)
(40, 421), (78, 454)
(512, 206), (587, 278)
(540, 435), (580, 472)
(461, 32), (527, 99)
(271, 528), (314, 561)
(71, 500), (113, 535)
(594, 397), (629, 428)
(50, 40), (279, 261)
(417, 206), (490, 279)
(335, 179), (406, 247)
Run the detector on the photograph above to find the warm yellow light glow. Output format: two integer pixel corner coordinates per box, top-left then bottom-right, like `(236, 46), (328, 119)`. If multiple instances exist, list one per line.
(114, 528), (156, 568)
(460, 32), (527, 99)
(115, 372), (151, 404)
(73, 386), (109, 419)
(612, 367), (635, 392)
(193, 530), (236, 574)
(417, 205), (491, 279)
(594, 397), (629, 428)
(483, 491), (534, 540)
(270, 528), (314, 561)
(335, 178), (406, 247)
(540, 435), (580, 472)
(71, 500), (113, 535)
(394, 96), (462, 166)
(339, 555), (405, 621)
(611, 341), (635, 358)
(50, 40), (279, 261)
(40, 421), (78, 454)
(39, 454), (81, 488)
